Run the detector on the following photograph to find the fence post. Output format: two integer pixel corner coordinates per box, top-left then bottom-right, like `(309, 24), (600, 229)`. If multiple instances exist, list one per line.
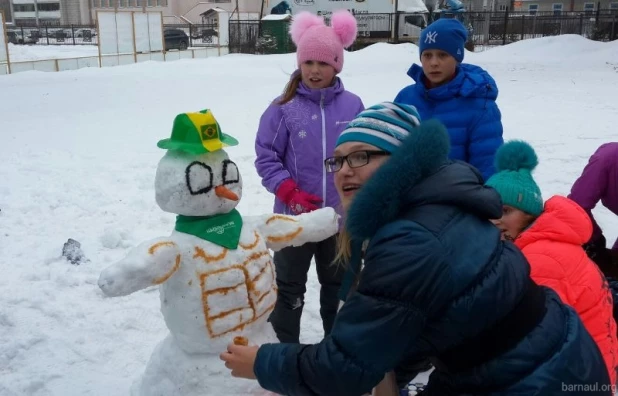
(579, 13), (584, 35)
(520, 14), (525, 40)
(532, 14), (537, 38)
(612, 14), (617, 41)
(483, 10), (490, 44)
(189, 23), (193, 48)
(502, 7), (509, 45)
(393, 12), (400, 43)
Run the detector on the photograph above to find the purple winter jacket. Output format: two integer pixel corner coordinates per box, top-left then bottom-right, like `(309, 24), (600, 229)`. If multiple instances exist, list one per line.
(254, 74), (364, 216)
(568, 142), (618, 250)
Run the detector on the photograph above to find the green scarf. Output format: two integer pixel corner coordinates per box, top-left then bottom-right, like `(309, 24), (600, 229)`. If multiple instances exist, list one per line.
(175, 209), (243, 249)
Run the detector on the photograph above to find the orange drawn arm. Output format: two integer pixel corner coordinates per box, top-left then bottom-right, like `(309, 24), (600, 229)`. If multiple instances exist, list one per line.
(98, 238), (181, 297)
(248, 208), (340, 251)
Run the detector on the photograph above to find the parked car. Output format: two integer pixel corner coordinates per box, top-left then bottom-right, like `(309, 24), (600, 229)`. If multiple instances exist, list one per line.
(74, 29), (97, 42)
(6, 30), (38, 45)
(163, 28), (189, 51)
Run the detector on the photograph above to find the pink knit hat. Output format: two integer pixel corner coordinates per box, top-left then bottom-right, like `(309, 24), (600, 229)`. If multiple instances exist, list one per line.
(290, 10), (358, 73)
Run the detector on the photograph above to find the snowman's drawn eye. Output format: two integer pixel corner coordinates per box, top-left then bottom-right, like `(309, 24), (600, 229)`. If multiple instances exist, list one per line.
(186, 161), (214, 195)
(222, 160), (239, 185)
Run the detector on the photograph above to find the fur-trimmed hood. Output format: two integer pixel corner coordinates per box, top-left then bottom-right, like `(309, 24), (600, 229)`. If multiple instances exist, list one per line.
(346, 119), (503, 240)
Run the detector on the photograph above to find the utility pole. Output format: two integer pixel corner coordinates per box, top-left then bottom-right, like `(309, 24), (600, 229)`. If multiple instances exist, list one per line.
(8, 0), (15, 23)
(33, 0), (40, 27)
(393, 0), (400, 43)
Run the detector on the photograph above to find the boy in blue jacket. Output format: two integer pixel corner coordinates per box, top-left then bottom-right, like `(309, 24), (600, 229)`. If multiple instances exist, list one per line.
(394, 18), (503, 181)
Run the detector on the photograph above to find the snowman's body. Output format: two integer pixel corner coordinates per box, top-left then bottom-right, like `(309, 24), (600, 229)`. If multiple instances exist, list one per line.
(124, 222), (311, 396)
(98, 126), (339, 396)
(157, 227), (279, 355)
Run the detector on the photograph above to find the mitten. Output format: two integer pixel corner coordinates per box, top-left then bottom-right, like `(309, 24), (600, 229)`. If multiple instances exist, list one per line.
(275, 179), (322, 215)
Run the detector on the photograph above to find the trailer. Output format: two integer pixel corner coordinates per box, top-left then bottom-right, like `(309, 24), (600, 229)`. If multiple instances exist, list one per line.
(266, 0), (430, 42)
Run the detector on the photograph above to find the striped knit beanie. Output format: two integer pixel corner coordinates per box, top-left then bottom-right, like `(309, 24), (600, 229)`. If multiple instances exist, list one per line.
(336, 102), (422, 153)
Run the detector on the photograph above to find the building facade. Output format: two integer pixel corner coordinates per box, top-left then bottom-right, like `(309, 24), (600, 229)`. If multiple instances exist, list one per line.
(462, 0), (618, 12)
(4, 0), (264, 26)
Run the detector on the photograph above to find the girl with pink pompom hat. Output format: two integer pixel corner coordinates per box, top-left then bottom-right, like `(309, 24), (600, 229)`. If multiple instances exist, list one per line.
(253, 9), (364, 353)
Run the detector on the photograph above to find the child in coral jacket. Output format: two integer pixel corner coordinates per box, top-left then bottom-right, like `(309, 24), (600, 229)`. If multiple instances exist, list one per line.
(487, 140), (618, 385)
(254, 10), (364, 344)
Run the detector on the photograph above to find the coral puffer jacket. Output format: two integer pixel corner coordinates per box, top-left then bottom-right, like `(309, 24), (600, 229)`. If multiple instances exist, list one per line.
(515, 195), (618, 384)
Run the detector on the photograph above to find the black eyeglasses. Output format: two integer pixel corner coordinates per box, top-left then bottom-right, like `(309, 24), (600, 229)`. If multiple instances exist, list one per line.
(324, 150), (390, 173)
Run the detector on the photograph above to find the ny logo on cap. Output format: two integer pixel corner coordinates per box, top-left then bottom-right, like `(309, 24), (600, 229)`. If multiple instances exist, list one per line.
(425, 31), (438, 44)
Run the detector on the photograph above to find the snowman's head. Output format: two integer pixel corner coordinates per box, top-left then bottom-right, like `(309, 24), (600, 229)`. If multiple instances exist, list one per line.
(155, 109), (242, 216)
(155, 149), (242, 216)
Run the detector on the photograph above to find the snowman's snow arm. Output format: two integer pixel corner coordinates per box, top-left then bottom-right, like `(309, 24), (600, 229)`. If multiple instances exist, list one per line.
(249, 207), (340, 251)
(98, 238), (181, 297)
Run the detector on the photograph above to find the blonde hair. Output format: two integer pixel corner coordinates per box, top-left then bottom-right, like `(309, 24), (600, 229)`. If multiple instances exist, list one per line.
(335, 229), (352, 266)
(278, 73), (302, 105)
(334, 202), (353, 266)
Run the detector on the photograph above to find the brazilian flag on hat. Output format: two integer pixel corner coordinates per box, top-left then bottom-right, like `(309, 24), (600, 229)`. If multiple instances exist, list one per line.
(157, 109), (238, 154)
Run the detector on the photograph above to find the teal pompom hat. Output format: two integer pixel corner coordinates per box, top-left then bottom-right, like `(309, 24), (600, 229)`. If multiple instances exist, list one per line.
(485, 140), (544, 216)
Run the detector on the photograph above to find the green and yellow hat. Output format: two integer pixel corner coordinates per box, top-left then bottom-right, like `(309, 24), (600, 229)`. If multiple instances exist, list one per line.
(157, 109), (239, 154)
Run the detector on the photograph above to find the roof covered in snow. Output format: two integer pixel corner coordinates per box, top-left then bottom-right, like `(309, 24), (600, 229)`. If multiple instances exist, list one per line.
(397, 0), (429, 13)
(262, 14), (292, 21)
(199, 7), (227, 17)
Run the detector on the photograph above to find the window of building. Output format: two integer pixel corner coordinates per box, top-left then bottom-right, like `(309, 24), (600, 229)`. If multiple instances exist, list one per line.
(498, 4), (507, 11)
(610, 2), (618, 10)
(552, 3), (562, 15)
(528, 4), (538, 15)
(38, 3), (60, 11)
(14, 4), (36, 11)
(583, 2), (594, 15)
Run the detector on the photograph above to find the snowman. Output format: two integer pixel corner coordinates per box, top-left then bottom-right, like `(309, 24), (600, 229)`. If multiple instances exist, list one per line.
(98, 109), (340, 396)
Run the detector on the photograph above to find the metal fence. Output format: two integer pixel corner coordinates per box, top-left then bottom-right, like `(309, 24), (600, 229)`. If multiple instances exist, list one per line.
(452, 9), (618, 47)
(162, 23), (219, 47)
(6, 25), (98, 45)
(229, 9), (617, 54)
(229, 20), (260, 54)
(7, 9), (617, 51)
(5, 22), (219, 47)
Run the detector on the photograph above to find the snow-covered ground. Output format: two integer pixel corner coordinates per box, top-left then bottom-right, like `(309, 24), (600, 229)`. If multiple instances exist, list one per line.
(7, 43), (99, 62)
(6, 43), (212, 62)
(1, 34), (618, 396)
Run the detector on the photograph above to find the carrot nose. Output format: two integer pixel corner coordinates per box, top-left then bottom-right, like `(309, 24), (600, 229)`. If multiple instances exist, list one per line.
(215, 185), (239, 201)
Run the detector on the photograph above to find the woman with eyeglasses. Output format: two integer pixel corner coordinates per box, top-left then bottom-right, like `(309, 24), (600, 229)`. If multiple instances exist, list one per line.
(222, 102), (610, 395)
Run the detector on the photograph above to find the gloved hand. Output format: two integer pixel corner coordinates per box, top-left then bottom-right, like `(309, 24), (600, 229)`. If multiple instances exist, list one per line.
(275, 179), (322, 215)
(584, 236), (618, 278)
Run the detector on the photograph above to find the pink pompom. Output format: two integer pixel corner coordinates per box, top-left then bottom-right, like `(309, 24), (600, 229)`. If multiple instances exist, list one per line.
(290, 12), (325, 45)
(331, 10), (358, 48)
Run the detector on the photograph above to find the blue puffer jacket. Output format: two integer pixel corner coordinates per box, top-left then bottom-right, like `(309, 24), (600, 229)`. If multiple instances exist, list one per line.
(253, 120), (610, 396)
(394, 63), (503, 181)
